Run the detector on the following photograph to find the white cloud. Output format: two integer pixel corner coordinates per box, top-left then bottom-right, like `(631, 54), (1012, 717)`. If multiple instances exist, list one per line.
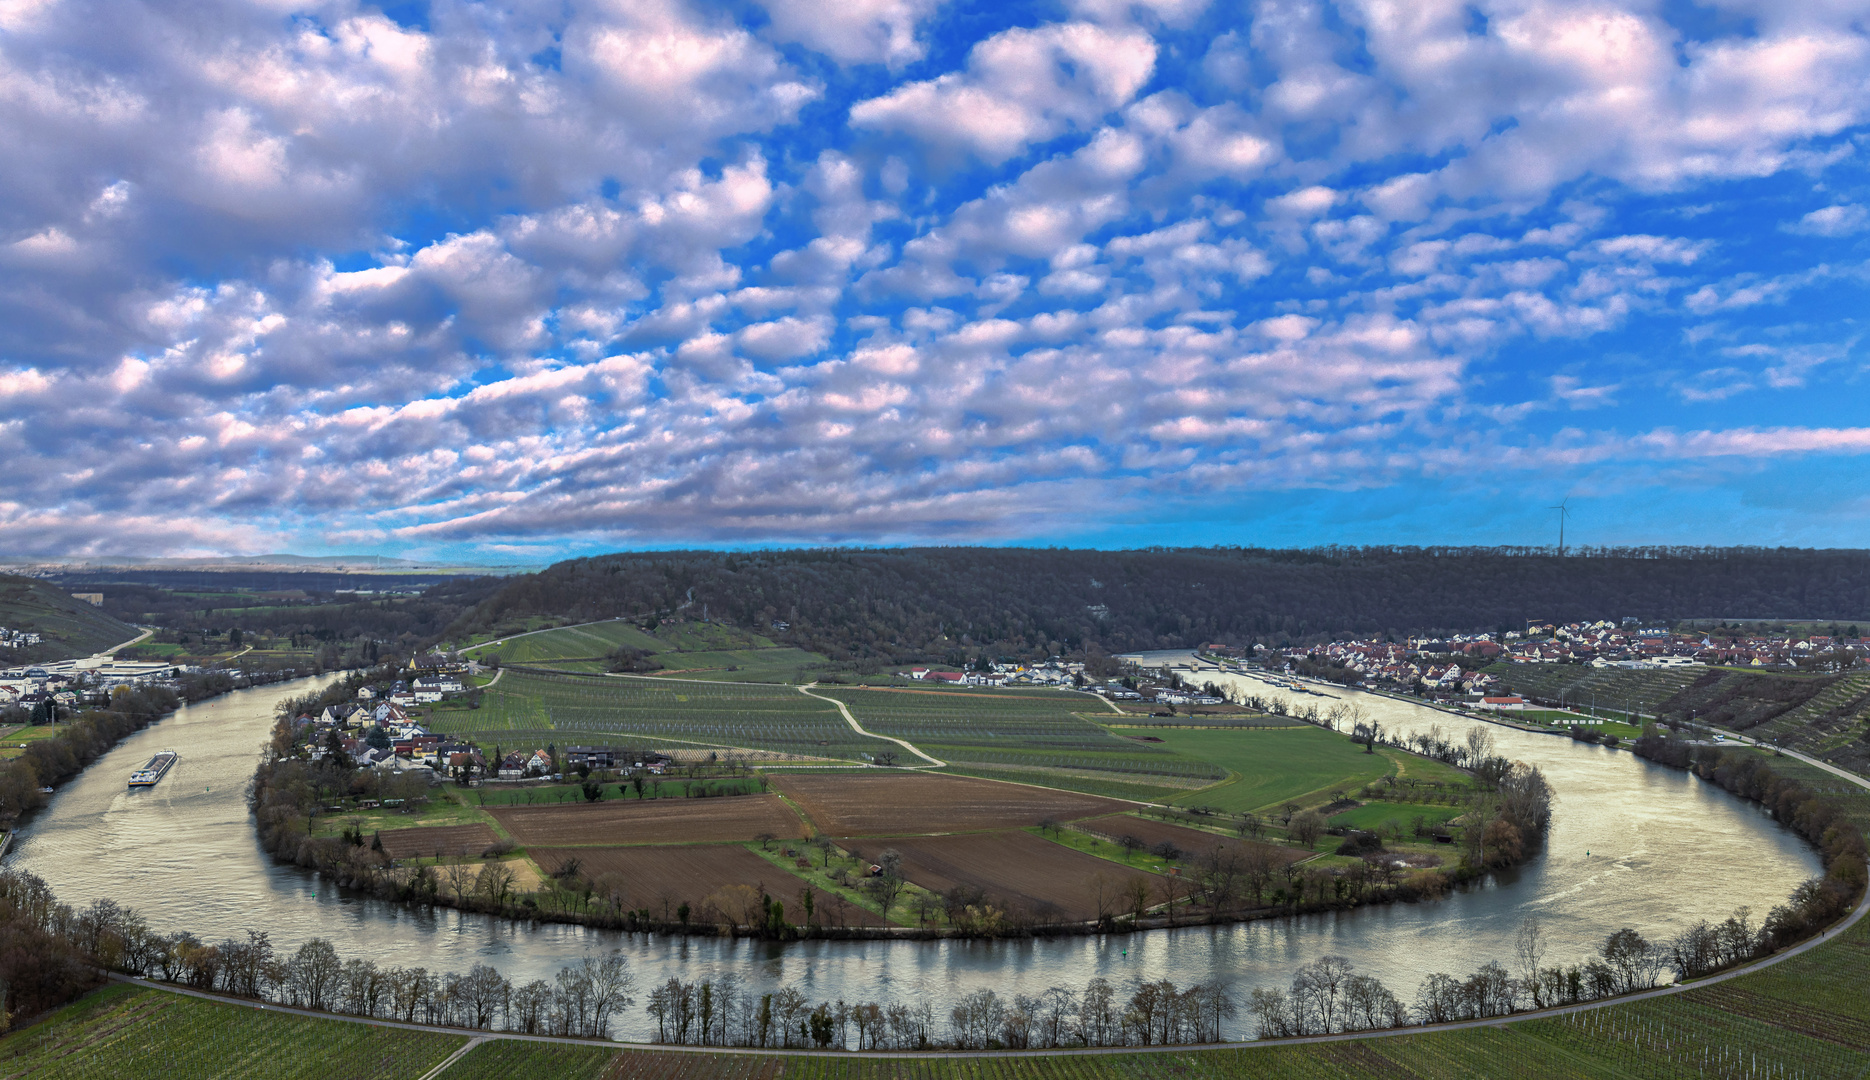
(1784, 204), (1870, 236)
(758, 0), (944, 66)
(849, 22), (1157, 163)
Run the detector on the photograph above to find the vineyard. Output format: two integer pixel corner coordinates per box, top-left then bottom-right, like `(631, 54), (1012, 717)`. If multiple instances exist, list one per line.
(429, 671), (898, 762)
(446, 1040), (617, 1080)
(463, 620), (833, 683)
(822, 687), (1227, 789)
(0, 984), (462, 1079)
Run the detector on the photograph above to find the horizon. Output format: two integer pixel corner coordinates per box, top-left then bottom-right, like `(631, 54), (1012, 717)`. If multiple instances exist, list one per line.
(3, 1), (1868, 559)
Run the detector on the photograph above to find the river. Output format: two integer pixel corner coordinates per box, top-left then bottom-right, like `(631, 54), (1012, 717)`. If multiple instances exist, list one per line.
(5, 668), (1820, 1041)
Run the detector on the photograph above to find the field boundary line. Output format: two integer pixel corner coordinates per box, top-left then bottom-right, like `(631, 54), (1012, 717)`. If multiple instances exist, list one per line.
(421, 1035), (486, 1078)
(800, 684), (946, 767)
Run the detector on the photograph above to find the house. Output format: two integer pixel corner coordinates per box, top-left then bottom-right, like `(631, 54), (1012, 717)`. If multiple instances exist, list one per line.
(565, 746), (616, 770)
(1479, 696), (1527, 711)
(498, 752), (527, 780)
(526, 749), (554, 776)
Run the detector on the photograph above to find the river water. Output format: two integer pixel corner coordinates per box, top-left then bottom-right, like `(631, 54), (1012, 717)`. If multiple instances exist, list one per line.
(5, 667), (1820, 1041)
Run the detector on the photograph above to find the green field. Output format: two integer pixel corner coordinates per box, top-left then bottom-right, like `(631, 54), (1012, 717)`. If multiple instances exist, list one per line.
(426, 669), (896, 762)
(824, 686), (1228, 790)
(463, 619), (834, 683)
(0, 984), (463, 1078)
(1328, 800), (1464, 833)
(1146, 727), (1413, 814)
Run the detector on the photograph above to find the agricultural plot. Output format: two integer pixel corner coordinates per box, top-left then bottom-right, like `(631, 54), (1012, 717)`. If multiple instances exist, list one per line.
(841, 831), (1162, 923)
(470, 620), (663, 664)
(1074, 814), (1307, 868)
(444, 1040), (618, 1080)
(0, 984), (462, 1079)
(772, 773), (1129, 836)
(1326, 801), (1464, 834)
(466, 619), (832, 683)
(489, 794), (807, 846)
(530, 844), (892, 927)
(376, 823), (498, 859)
(822, 686), (1227, 790)
(1144, 727), (1401, 814)
(430, 671), (897, 762)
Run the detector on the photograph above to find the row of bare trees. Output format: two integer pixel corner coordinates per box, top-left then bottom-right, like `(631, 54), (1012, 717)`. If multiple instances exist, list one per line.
(66, 886), (635, 1037)
(647, 975), (1234, 1050)
(1250, 908), (1778, 1039)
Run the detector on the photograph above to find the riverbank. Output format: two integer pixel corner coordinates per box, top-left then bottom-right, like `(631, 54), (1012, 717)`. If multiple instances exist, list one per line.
(6, 868), (1866, 1075)
(5, 669), (1827, 1042)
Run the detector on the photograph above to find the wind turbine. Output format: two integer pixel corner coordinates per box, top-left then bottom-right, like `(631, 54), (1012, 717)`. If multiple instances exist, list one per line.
(1548, 498), (1571, 557)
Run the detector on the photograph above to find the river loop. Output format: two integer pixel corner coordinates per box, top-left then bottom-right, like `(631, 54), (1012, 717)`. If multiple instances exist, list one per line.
(5, 662), (1819, 1041)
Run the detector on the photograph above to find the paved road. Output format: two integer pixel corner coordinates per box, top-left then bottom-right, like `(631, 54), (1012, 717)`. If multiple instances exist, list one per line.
(97, 627), (154, 656)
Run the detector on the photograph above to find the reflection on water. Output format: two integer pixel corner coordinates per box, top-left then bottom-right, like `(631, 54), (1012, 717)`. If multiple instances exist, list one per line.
(7, 666), (1820, 1040)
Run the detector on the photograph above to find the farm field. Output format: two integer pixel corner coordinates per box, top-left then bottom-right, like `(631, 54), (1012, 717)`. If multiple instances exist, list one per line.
(529, 844), (892, 927)
(443, 1040), (617, 1080)
(841, 831), (1163, 923)
(1326, 801), (1464, 834)
(463, 619), (835, 683)
(822, 686), (1229, 792)
(1072, 814), (1307, 867)
(772, 773), (1129, 836)
(427, 670), (894, 762)
(489, 794), (807, 846)
(1144, 727), (1407, 814)
(0, 984), (462, 1079)
(376, 822), (498, 859)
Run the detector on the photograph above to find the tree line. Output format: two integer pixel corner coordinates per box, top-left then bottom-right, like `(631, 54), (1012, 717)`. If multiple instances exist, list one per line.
(1632, 732), (1868, 940)
(442, 546), (1870, 666)
(645, 976), (1233, 1049)
(1249, 903), (1796, 1038)
(0, 684), (181, 831)
(2, 868), (633, 1037)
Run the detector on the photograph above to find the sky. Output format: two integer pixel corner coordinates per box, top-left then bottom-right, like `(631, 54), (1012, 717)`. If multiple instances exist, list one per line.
(3, 0), (1869, 561)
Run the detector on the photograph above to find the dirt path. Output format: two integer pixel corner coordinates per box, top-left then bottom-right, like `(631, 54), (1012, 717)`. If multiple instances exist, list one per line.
(799, 684), (945, 768)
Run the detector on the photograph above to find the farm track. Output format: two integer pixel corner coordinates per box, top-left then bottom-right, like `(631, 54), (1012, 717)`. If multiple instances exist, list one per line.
(800, 683), (945, 767)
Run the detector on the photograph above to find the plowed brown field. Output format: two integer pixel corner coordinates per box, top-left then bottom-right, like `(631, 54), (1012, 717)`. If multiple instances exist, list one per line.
(1075, 814), (1309, 866)
(772, 773), (1129, 836)
(529, 845), (891, 927)
(488, 794), (806, 847)
(839, 832), (1161, 923)
(376, 823), (498, 859)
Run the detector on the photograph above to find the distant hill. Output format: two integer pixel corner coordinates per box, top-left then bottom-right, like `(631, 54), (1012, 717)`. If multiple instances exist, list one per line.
(0, 575), (138, 662)
(446, 547), (1870, 665)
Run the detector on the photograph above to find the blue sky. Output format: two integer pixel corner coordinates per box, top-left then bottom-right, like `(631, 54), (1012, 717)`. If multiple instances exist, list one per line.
(2, 0), (1868, 559)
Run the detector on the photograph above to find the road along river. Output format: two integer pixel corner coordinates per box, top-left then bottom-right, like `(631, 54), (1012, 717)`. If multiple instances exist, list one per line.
(6, 670), (1820, 1041)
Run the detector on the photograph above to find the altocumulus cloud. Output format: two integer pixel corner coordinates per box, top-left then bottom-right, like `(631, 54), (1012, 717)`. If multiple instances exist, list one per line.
(3, 0), (1870, 556)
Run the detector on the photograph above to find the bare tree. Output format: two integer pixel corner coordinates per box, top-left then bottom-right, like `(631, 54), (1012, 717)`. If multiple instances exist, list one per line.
(1290, 811), (1325, 849)
(1514, 916), (1548, 1007)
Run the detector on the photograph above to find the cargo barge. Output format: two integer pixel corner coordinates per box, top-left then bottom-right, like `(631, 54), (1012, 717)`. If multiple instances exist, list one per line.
(129, 750), (177, 788)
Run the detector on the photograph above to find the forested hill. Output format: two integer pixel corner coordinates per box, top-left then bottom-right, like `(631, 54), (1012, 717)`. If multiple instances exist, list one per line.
(446, 547), (1870, 664)
(0, 575), (137, 662)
